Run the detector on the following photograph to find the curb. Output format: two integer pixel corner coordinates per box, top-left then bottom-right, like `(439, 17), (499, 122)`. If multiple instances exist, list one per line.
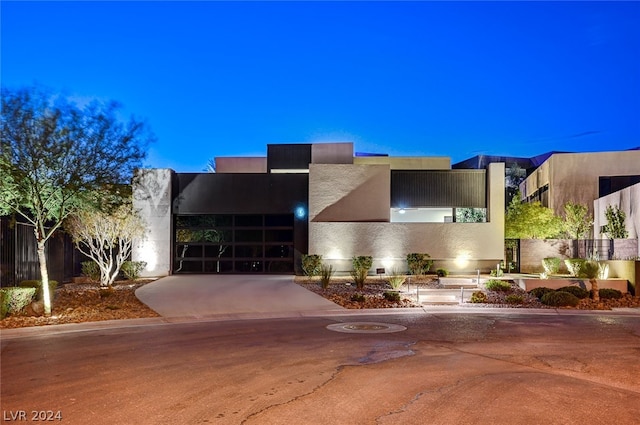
(2, 305), (639, 340)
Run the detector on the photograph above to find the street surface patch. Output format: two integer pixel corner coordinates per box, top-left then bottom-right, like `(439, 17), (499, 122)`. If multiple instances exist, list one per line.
(326, 322), (407, 334)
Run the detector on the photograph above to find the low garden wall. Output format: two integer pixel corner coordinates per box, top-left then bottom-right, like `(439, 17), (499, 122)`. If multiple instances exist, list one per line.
(519, 239), (638, 274)
(515, 278), (628, 293)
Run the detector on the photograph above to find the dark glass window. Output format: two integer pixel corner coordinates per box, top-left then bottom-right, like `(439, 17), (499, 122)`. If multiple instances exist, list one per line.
(265, 214), (293, 227)
(235, 229), (263, 242)
(235, 215), (263, 227)
(204, 261), (233, 273)
(265, 245), (292, 258)
(265, 229), (293, 242)
(174, 260), (203, 273)
(174, 213), (294, 274)
(204, 245), (232, 258)
(235, 245), (263, 258)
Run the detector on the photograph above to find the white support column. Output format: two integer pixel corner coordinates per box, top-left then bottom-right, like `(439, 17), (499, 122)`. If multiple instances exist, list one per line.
(132, 169), (173, 277)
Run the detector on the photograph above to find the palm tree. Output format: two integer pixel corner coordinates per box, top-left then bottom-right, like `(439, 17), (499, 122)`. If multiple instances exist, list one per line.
(582, 261), (600, 302)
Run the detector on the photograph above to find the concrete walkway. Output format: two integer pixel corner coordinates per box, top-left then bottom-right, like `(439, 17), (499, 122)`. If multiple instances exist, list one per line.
(135, 274), (345, 318)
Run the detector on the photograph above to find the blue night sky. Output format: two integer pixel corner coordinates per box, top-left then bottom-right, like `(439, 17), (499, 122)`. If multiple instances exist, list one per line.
(2, 1), (639, 172)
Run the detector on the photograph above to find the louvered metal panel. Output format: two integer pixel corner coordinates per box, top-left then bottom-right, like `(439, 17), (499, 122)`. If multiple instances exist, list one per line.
(391, 170), (486, 208)
(174, 173), (309, 214)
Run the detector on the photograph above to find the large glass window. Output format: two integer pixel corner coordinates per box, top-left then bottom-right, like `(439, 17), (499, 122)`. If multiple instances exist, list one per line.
(174, 214), (294, 273)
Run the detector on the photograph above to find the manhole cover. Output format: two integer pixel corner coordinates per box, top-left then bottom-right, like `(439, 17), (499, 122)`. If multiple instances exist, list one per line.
(326, 322), (407, 334)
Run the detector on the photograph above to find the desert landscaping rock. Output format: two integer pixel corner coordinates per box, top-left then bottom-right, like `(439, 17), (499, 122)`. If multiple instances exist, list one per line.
(1, 276), (639, 329)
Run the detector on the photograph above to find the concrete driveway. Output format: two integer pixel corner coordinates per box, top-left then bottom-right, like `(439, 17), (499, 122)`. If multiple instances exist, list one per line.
(135, 274), (344, 318)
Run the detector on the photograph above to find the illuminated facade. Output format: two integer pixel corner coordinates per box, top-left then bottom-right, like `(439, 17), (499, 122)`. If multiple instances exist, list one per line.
(132, 142), (505, 276)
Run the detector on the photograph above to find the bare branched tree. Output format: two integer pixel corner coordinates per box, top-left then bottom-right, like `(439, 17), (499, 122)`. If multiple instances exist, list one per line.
(66, 203), (146, 287)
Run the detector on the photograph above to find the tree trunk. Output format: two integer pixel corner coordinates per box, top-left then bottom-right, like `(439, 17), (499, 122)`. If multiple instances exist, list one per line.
(590, 278), (599, 301)
(36, 239), (52, 316)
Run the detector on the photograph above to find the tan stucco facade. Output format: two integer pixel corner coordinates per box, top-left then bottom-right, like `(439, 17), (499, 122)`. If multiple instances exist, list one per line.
(309, 164), (391, 222)
(520, 151), (640, 217)
(354, 156), (450, 170)
(311, 143), (354, 164)
(309, 163), (505, 273)
(215, 157), (267, 173)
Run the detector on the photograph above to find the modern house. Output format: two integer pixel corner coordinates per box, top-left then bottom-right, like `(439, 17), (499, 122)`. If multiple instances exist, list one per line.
(132, 142), (505, 277)
(517, 149), (640, 218)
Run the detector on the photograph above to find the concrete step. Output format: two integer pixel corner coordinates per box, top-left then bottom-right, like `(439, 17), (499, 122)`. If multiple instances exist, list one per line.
(404, 288), (481, 305)
(438, 277), (481, 289)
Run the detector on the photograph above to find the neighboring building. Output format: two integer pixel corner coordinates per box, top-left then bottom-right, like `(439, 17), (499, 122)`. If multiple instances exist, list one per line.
(453, 152), (554, 174)
(594, 182), (640, 257)
(133, 142), (505, 277)
(518, 149), (640, 218)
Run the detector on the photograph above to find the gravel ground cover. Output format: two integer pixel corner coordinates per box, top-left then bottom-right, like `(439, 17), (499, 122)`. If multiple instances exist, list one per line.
(295, 276), (640, 310)
(2, 276), (639, 329)
(1, 280), (160, 329)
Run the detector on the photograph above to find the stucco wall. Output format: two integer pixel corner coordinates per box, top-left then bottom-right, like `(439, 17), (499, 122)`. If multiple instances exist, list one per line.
(594, 183), (640, 253)
(311, 143), (354, 164)
(519, 239), (574, 274)
(519, 239), (638, 274)
(309, 164), (390, 222)
(353, 156), (451, 170)
(132, 169), (173, 277)
(520, 151), (640, 217)
(308, 163), (504, 273)
(215, 157), (267, 173)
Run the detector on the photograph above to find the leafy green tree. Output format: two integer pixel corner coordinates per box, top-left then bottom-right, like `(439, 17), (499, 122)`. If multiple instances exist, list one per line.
(603, 205), (628, 239)
(505, 192), (563, 239)
(455, 208), (486, 223)
(0, 86), (152, 315)
(563, 202), (592, 239)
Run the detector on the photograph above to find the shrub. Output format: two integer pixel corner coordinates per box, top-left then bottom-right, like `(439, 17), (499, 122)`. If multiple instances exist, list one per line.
(406, 253), (433, 275)
(556, 286), (589, 299)
(386, 268), (406, 290)
(436, 268), (449, 277)
(529, 287), (555, 300)
(301, 254), (323, 277)
(121, 261), (147, 280)
(505, 294), (525, 304)
(319, 263), (334, 290)
(82, 261), (101, 282)
(581, 260), (600, 279)
(0, 287), (37, 319)
(541, 291), (580, 307)
(351, 256), (372, 289)
(599, 288), (623, 300)
(350, 268), (368, 290)
(19, 280), (58, 301)
(564, 259), (585, 277)
(469, 291), (487, 303)
(383, 291), (401, 302)
(490, 268), (504, 277)
(351, 293), (366, 302)
(484, 279), (511, 292)
(542, 257), (561, 275)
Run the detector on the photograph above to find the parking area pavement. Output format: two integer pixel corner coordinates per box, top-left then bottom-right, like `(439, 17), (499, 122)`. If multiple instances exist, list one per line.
(134, 274), (345, 318)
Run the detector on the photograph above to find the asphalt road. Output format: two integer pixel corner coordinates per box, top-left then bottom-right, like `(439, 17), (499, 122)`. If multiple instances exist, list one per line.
(2, 311), (639, 425)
